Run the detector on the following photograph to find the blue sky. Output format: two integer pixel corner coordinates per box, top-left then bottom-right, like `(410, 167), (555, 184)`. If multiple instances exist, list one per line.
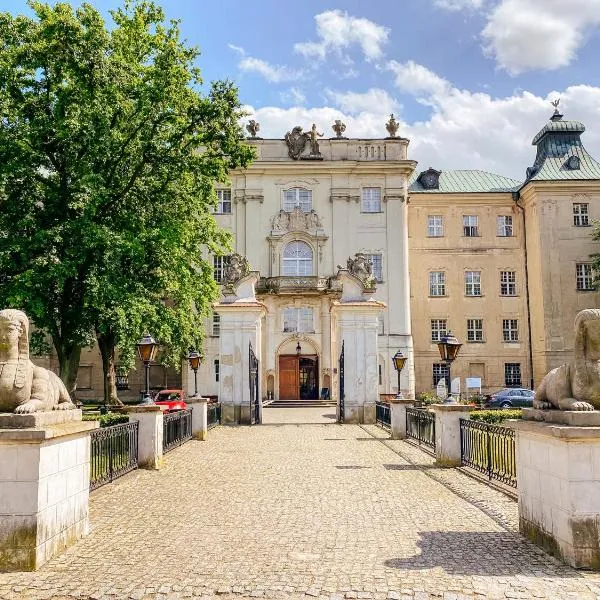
(3, 0), (600, 179)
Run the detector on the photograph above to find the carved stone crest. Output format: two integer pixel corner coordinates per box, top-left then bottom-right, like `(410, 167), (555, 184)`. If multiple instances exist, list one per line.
(270, 207), (323, 234)
(246, 120), (260, 138)
(340, 253), (376, 288)
(285, 126), (308, 160)
(385, 114), (400, 138)
(222, 253), (250, 286)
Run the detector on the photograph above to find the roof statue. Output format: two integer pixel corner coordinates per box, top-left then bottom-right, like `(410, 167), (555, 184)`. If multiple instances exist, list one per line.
(385, 114), (400, 138)
(246, 119), (261, 138)
(550, 98), (563, 121)
(284, 124), (323, 160)
(306, 123), (323, 157)
(332, 120), (346, 139)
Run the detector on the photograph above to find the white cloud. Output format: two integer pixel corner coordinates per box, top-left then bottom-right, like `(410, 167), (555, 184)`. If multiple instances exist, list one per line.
(482, 0), (600, 75)
(294, 10), (389, 62)
(228, 44), (302, 83)
(434, 0), (484, 10)
(325, 88), (400, 116)
(280, 87), (307, 106)
(387, 60), (451, 97)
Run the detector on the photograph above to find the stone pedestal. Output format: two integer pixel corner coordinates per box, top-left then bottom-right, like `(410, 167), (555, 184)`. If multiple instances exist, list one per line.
(0, 411), (97, 571)
(123, 405), (165, 470)
(513, 414), (600, 569)
(390, 398), (414, 440)
(187, 397), (208, 441)
(432, 404), (471, 467)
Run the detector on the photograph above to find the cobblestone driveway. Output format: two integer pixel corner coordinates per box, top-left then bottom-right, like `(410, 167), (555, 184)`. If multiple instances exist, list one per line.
(2, 422), (600, 600)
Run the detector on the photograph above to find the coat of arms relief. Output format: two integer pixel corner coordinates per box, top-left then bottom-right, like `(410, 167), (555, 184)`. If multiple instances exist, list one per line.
(284, 124), (324, 160)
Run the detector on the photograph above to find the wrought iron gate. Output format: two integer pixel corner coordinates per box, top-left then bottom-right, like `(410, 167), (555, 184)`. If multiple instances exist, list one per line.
(338, 341), (345, 423)
(249, 342), (260, 425)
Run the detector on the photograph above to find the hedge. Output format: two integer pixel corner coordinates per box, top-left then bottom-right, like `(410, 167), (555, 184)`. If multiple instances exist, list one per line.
(469, 409), (522, 424)
(82, 412), (130, 428)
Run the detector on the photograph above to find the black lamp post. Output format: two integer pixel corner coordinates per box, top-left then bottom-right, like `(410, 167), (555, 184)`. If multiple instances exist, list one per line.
(392, 350), (407, 399)
(296, 341), (302, 355)
(136, 333), (159, 404)
(187, 348), (201, 398)
(437, 331), (462, 403)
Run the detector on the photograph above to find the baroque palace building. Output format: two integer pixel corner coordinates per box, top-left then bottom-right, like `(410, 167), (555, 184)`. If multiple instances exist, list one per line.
(61, 107), (600, 416)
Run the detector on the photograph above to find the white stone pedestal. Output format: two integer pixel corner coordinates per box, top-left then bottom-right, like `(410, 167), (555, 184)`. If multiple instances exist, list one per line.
(513, 416), (600, 569)
(187, 397), (208, 440)
(432, 404), (471, 467)
(390, 398), (414, 440)
(0, 411), (97, 571)
(123, 405), (165, 470)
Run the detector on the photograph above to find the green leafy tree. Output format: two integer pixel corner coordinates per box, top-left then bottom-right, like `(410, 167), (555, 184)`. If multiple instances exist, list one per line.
(0, 1), (254, 398)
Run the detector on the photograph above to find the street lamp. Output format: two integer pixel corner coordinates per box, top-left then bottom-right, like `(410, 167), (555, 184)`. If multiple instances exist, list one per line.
(187, 348), (201, 398)
(296, 341), (302, 355)
(392, 349), (407, 399)
(136, 333), (159, 404)
(437, 331), (462, 403)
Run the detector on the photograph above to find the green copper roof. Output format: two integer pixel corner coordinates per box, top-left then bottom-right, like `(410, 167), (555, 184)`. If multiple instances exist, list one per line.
(409, 169), (521, 194)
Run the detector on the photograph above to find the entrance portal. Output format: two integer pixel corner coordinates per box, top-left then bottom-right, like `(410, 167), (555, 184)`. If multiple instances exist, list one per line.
(278, 355), (319, 399)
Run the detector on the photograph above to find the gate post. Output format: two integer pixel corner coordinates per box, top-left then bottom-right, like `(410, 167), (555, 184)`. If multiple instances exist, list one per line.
(432, 404), (471, 467)
(123, 405), (166, 469)
(390, 398), (414, 439)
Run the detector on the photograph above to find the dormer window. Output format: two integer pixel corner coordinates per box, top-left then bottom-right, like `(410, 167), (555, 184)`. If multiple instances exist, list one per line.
(417, 168), (441, 190)
(566, 155), (581, 170)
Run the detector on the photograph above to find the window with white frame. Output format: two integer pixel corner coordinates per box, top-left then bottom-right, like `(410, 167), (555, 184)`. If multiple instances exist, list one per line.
(502, 319), (519, 342)
(465, 271), (482, 296)
(361, 187), (382, 212)
(576, 263), (594, 290)
(497, 215), (513, 236)
(428, 215), (444, 237)
(282, 241), (313, 276)
(467, 319), (483, 342)
(430, 319), (447, 342)
(378, 314), (384, 336)
(283, 187), (312, 212)
(432, 363), (450, 388)
(215, 189), (232, 214)
(212, 313), (220, 336)
(573, 203), (589, 227)
(429, 271), (446, 296)
(283, 307), (314, 333)
(213, 255), (230, 283)
(214, 359), (220, 382)
(364, 253), (383, 282)
(500, 271), (516, 296)
(504, 363), (522, 386)
(463, 215), (479, 237)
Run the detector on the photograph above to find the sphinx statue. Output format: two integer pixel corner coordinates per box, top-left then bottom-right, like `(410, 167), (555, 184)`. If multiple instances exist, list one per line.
(534, 309), (600, 411)
(0, 309), (75, 414)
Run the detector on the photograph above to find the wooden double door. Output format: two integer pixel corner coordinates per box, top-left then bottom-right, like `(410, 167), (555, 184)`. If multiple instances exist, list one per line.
(279, 355), (319, 400)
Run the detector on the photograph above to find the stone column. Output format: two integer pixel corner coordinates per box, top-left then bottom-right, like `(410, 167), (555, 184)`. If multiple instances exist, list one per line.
(0, 411), (97, 571)
(432, 404), (471, 467)
(187, 397), (208, 441)
(124, 405), (165, 470)
(390, 398), (414, 440)
(513, 411), (600, 569)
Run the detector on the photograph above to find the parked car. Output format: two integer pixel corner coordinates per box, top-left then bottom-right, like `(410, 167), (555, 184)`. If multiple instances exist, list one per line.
(485, 388), (534, 408)
(153, 389), (187, 412)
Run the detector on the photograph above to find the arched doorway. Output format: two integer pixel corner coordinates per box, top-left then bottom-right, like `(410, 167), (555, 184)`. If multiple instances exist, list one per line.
(277, 338), (319, 400)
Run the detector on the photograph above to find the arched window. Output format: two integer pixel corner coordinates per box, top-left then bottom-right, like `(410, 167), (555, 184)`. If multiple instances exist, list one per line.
(282, 241), (313, 276)
(283, 187), (312, 212)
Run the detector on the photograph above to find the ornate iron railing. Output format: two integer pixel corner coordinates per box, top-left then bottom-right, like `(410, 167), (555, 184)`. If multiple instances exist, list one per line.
(375, 401), (390, 429)
(460, 419), (516, 488)
(163, 409), (192, 453)
(257, 276), (332, 294)
(90, 421), (139, 491)
(208, 403), (221, 429)
(338, 341), (345, 423)
(406, 408), (436, 450)
(115, 367), (130, 391)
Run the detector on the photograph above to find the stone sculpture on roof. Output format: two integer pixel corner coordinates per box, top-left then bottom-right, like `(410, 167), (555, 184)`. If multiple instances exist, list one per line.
(284, 124), (323, 159)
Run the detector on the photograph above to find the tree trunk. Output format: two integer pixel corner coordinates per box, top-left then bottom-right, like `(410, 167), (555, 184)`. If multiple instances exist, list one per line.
(96, 330), (123, 407)
(54, 340), (82, 399)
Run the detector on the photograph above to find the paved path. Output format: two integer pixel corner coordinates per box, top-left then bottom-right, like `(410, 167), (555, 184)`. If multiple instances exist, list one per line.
(262, 406), (337, 424)
(2, 423), (600, 600)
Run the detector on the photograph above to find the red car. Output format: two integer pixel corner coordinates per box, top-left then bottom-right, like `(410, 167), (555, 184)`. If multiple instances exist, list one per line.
(154, 389), (187, 412)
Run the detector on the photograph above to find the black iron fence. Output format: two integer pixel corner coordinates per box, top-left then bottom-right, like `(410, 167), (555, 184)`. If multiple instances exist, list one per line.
(460, 419), (516, 488)
(249, 342), (260, 425)
(338, 341), (345, 423)
(208, 403), (221, 429)
(406, 407), (436, 450)
(163, 409), (192, 453)
(375, 401), (390, 429)
(90, 421), (139, 491)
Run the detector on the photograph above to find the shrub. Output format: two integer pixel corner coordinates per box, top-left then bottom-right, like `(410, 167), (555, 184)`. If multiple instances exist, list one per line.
(469, 409), (522, 424)
(83, 412), (130, 428)
(467, 393), (486, 407)
(416, 391), (439, 406)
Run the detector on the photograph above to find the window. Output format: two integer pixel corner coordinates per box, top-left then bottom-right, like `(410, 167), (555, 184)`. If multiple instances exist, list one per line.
(500, 271), (516, 296)
(497, 215), (513, 237)
(283, 241), (313, 276)
(364, 253), (383, 282)
(215, 189), (232, 214)
(463, 215), (479, 237)
(283, 187), (312, 212)
(214, 359), (220, 382)
(576, 263), (594, 291)
(502, 319), (519, 342)
(378, 314), (384, 336)
(467, 319), (483, 342)
(465, 271), (482, 296)
(432, 363), (450, 388)
(116, 366), (129, 391)
(429, 271), (446, 296)
(504, 363), (522, 386)
(283, 307), (314, 333)
(573, 203), (589, 227)
(428, 215), (444, 237)
(77, 365), (93, 390)
(430, 319), (447, 342)
(361, 188), (381, 212)
(212, 313), (220, 337)
(213, 255), (230, 283)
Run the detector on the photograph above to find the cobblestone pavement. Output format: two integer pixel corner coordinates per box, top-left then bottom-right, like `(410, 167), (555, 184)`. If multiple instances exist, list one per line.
(262, 406), (337, 424)
(2, 423), (600, 600)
